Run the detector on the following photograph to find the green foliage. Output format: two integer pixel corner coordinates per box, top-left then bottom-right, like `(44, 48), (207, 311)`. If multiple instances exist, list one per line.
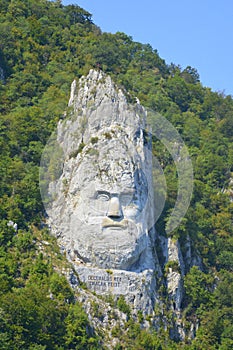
(117, 295), (131, 319)
(0, 225), (99, 349)
(50, 273), (75, 303)
(69, 142), (86, 158)
(104, 131), (113, 139)
(113, 320), (167, 350)
(65, 303), (99, 349)
(165, 260), (181, 274)
(184, 266), (214, 309)
(0, 0), (233, 348)
(90, 136), (99, 144)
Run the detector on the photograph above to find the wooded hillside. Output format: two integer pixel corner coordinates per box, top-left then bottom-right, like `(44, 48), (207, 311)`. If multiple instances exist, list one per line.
(0, 1), (232, 349)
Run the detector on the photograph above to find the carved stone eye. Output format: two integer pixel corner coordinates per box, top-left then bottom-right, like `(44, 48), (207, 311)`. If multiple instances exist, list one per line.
(120, 191), (137, 206)
(95, 191), (110, 201)
(120, 193), (133, 206)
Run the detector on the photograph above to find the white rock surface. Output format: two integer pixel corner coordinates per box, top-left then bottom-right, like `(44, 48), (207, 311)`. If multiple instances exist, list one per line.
(39, 70), (204, 338)
(44, 69), (161, 312)
(76, 266), (157, 315)
(166, 238), (184, 310)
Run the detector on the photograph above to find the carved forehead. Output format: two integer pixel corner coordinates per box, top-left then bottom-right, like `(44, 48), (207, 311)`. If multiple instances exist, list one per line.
(69, 129), (147, 192)
(75, 155), (136, 190)
(74, 156), (147, 197)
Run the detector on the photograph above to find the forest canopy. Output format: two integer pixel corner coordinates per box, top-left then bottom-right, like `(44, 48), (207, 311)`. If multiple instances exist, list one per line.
(0, 0), (232, 349)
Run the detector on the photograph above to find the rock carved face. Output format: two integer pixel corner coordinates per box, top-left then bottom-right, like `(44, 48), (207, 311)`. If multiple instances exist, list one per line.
(65, 135), (150, 270)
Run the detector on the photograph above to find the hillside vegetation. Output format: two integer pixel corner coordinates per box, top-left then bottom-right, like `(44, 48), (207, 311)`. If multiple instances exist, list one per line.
(0, 0), (232, 349)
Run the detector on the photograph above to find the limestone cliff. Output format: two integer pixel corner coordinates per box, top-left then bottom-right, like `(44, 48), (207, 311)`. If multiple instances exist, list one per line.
(41, 69), (201, 340)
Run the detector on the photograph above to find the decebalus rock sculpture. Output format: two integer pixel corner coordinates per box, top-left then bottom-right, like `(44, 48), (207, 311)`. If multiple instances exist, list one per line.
(40, 70), (200, 338)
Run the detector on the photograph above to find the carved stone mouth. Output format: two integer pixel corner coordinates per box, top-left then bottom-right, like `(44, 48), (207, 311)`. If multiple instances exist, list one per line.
(102, 217), (128, 229)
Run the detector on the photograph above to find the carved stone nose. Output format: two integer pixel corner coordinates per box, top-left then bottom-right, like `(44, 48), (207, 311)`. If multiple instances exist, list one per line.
(107, 197), (122, 218)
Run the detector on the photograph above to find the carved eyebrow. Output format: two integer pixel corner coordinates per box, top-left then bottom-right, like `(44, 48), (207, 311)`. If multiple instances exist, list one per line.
(120, 190), (135, 195)
(94, 190), (110, 199)
(120, 192), (136, 203)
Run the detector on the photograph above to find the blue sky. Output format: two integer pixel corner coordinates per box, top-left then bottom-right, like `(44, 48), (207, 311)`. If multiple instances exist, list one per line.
(62, 0), (233, 96)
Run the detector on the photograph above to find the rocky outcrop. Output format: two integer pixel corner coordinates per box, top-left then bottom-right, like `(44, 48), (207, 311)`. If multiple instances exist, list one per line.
(42, 69), (162, 314)
(182, 234), (202, 272)
(41, 69), (201, 339)
(166, 238), (184, 310)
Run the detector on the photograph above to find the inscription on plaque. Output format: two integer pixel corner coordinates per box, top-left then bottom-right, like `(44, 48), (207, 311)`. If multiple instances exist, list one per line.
(87, 275), (122, 290)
